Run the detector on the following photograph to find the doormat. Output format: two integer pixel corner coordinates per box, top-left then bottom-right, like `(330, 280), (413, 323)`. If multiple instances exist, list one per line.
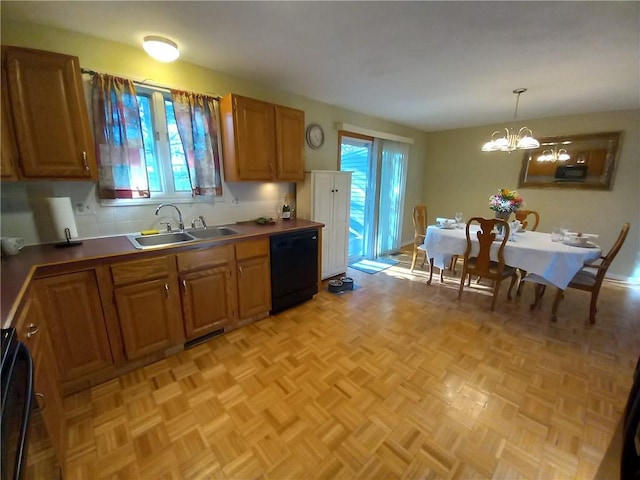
(349, 257), (398, 274)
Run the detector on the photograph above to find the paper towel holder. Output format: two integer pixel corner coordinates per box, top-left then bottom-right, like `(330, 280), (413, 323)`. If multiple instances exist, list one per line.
(55, 227), (83, 248)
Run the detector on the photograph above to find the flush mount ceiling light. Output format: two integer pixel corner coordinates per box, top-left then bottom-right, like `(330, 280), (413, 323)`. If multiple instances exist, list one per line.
(482, 88), (540, 153)
(143, 35), (180, 63)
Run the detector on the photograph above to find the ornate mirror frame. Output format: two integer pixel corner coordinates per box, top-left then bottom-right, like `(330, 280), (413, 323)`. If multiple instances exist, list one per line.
(518, 131), (622, 190)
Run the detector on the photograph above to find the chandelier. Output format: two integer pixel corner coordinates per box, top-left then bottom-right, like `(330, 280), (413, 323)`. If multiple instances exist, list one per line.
(537, 146), (570, 162)
(482, 88), (540, 152)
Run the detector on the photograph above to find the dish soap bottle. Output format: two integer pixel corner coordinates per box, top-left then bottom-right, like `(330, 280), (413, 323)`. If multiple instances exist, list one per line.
(282, 193), (291, 220)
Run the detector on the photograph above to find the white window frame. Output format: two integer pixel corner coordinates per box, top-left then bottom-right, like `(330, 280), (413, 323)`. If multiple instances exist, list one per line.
(99, 85), (224, 207)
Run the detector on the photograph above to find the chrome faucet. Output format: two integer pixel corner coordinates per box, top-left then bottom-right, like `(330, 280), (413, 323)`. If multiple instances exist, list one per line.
(191, 215), (208, 229)
(155, 203), (184, 232)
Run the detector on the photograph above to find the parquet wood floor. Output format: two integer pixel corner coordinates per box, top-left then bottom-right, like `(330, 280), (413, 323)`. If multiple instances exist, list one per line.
(62, 251), (640, 479)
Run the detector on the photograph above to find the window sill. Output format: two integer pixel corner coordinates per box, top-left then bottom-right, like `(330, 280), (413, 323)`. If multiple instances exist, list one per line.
(100, 194), (224, 207)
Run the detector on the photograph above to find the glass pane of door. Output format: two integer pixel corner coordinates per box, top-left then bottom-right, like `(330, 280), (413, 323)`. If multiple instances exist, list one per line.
(339, 136), (373, 262)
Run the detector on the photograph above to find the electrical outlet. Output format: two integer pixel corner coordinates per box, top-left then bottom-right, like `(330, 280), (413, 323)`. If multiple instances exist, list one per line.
(74, 201), (94, 216)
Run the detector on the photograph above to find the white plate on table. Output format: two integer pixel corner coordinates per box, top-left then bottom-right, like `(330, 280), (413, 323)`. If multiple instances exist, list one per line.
(437, 224), (456, 230)
(562, 239), (599, 248)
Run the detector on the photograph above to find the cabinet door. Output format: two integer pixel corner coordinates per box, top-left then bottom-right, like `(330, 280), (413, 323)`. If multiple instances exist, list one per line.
(34, 271), (114, 382)
(32, 329), (66, 462)
(16, 295), (65, 464)
(312, 173), (335, 277)
(4, 46), (96, 179)
(329, 172), (352, 275)
(311, 172), (335, 226)
(312, 171), (351, 278)
(1, 67), (19, 180)
(114, 279), (183, 360)
(237, 256), (271, 319)
(232, 95), (275, 180)
(275, 105), (304, 181)
(181, 266), (236, 340)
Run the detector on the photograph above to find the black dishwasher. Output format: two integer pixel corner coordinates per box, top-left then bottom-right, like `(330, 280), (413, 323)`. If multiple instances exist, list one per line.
(270, 229), (319, 313)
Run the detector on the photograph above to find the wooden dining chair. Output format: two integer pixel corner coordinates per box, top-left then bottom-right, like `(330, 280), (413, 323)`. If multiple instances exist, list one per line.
(527, 222), (630, 324)
(458, 217), (518, 310)
(514, 209), (540, 295)
(514, 209), (540, 231)
(410, 205), (428, 272)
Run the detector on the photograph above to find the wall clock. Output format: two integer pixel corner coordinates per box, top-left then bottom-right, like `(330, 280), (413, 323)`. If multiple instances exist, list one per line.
(305, 123), (324, 149)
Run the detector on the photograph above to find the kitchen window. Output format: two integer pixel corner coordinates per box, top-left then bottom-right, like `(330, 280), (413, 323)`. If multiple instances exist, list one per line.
(136, 86), (192, 198)
(90, 71), (223, 205)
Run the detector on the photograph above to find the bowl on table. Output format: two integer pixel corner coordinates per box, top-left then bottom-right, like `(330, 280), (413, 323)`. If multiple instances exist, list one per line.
(436, 218), (456, 229)
(562, 232), (598, 247)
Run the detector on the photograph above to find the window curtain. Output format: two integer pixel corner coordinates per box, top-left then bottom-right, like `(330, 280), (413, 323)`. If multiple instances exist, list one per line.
(376, 140), (409, 257)
(91, 73), (149, 199)
(170, 90), (223, 196)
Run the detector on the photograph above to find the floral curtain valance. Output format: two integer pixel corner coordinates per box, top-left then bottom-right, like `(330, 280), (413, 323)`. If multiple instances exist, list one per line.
(170, 90), (223, 196)
(91, 73), (150, 199)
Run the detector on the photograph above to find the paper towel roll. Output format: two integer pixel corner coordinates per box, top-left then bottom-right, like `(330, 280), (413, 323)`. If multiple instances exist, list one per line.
(44, 197), (78, 240)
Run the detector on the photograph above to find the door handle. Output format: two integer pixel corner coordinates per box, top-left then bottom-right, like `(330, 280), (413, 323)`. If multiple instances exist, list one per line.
(35, 392), (46, 410)
(26, 323), (39, 338)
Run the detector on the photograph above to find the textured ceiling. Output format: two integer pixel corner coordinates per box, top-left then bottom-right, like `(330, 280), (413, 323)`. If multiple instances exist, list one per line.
(2, 1), (639, 132)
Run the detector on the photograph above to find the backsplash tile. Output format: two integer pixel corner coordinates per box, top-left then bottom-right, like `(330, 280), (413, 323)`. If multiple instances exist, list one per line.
(1, 181), (294, 245)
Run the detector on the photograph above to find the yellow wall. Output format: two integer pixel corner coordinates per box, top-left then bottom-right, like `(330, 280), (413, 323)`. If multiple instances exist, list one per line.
(2, 19), (638, 279)
(424, 109), (640, 280)
(1, 19), (428, 246)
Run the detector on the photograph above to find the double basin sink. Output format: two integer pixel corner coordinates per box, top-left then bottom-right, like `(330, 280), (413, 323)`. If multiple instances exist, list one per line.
(127, 226), (239, 249)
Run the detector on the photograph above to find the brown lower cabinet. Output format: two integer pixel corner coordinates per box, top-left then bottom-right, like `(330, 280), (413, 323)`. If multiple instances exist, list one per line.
(32, 270), (114, 383)
(235, 239), (271, 320)
(110, 255), (184, 361)
(177, 244), (237, 340)
(16, 293), (65, 478)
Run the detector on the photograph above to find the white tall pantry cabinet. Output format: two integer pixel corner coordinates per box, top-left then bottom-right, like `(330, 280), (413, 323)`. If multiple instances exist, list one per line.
(297, 171), (351, 279)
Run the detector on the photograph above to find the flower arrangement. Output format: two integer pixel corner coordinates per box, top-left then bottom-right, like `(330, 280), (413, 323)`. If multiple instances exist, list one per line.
(489, 188), (524, 213)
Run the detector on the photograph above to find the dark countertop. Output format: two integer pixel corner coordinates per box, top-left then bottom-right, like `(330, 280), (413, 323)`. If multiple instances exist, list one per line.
(1, 219), (323, 328)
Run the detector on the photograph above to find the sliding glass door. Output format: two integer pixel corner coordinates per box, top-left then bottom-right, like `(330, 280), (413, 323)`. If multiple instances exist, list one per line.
(339, 134), (374, 262)
(377, 141), (408, 256)
(339, 133), (408, 262)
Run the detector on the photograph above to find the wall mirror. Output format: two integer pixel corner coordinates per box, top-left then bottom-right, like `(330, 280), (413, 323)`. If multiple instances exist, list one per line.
(518, 131), (622, 190)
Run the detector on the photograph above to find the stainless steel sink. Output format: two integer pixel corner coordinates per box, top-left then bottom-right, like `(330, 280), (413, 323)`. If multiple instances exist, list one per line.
(126, 227), (240, 249)
(127, 232), (195, 249)
(186, 227), (239, 239)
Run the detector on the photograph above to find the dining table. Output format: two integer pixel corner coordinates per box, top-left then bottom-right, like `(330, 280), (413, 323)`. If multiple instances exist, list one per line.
(423, 224), (602, 289)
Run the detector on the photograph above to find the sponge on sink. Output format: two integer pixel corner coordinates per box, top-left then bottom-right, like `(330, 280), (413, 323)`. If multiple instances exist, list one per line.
(140, 229), (160, 235)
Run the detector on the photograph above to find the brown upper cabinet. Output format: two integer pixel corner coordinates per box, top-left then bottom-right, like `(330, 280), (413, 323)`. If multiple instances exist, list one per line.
(220, 93), (305, 182)
(2, 46), (97, 180)
(1, 67), (19, 180)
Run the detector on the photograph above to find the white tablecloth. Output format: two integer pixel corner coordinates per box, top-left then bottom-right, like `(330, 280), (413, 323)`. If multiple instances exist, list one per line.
(424, 225), (602, 289)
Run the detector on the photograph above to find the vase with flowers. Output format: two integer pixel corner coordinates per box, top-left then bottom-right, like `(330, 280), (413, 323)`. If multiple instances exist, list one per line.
(489, 188), (524, 233)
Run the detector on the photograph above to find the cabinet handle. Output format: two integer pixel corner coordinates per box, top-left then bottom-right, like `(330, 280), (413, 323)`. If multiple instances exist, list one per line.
(36, 392), (46, 410)
(26, 323), (39, 338)
(238, 266), (243, 276)
(269, 163), (274, 176)
(182, 279), (187, 294)
(82, 151), (89, 171)
(164, 283), (170, 297)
